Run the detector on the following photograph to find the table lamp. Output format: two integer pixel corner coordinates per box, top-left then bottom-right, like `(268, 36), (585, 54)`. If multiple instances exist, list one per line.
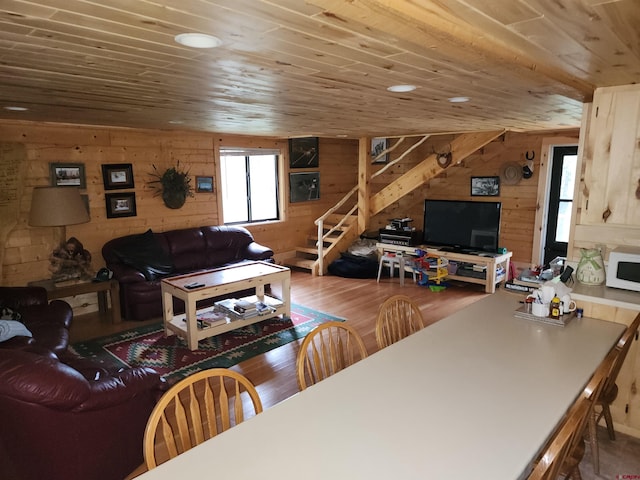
(29, 187), (91, 281)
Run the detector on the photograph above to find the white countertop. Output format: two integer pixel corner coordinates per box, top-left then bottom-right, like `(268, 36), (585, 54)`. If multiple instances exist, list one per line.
(138, 292), (625, 480)
(570, 282), (640, 311)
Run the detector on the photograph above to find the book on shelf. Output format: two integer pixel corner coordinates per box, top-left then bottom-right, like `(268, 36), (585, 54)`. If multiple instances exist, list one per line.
(181, 308), (229, 329)
(238, 294), (283, 315)
(504, 281), (537, 293)
(214, 298), (259, 320)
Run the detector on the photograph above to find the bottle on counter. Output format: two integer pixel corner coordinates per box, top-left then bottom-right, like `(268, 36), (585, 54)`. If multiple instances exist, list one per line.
(549, 295), (561, 319)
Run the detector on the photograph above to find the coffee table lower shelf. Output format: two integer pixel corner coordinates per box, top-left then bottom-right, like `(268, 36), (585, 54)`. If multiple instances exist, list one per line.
(165, 306), (287, 343)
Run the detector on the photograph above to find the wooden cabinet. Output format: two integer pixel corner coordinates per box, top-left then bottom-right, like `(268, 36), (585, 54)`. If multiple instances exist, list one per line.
(577, 299), (640, 438)
(580, 85), (640, 227)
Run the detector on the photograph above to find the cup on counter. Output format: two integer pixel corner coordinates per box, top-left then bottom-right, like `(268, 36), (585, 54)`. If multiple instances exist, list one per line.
(532, 302), (549, 317)
(539, 285), (555, 304)
(561, 294), (577, 313)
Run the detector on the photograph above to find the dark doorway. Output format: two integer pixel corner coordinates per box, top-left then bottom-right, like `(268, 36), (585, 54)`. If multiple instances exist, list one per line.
(543, 145), (578, 265)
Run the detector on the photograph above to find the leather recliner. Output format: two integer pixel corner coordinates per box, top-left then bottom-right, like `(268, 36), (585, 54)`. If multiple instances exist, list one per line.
(0, 348), (165, 480)
(0, 286), (73, 355)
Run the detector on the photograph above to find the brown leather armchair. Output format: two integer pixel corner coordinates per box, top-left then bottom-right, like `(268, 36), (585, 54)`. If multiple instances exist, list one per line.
(0, 286), (73, 355)
(0, 348), (165, 480)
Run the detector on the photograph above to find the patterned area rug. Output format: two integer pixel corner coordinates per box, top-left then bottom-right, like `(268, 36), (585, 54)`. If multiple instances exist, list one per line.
(69, 303), (343, 383)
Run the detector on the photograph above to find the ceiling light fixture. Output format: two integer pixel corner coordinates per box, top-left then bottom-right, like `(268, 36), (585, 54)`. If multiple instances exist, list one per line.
(448, 96), (470, 103)
(387, 84), (416, 93)
(4, 106), (28, 111)
(174, 33), (222, 49)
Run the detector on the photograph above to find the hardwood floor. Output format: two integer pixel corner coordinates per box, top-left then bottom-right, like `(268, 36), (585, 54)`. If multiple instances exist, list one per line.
(71, 271), (489, 407)
(71, 271), (639, 478)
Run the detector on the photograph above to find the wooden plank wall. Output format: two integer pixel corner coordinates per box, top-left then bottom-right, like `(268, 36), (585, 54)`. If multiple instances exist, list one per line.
(0, 118), (579, 296)
(0, 120), (357, 289)
(370, 130), (579, 267)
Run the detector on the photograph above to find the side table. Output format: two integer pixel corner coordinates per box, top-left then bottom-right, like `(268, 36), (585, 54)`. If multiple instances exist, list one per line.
(28, 278), (121, 323)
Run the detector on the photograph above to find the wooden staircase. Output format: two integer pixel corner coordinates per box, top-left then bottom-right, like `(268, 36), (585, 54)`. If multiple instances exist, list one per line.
(282, 213), (359, 275)
(284, 130), (505, 276)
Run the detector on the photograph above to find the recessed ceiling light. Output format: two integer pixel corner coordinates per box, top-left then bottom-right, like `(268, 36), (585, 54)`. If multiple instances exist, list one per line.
(448, 96), (470, 103)
(174, 33), (222, 49)
(4, 106), (28, 111)
(387, 84), (416, 93)
(168, 120), (184, 124)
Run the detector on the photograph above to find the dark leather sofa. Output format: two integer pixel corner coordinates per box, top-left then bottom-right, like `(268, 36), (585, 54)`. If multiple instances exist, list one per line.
(0, 349), (164, 480)
(0, 286), (165, 480)
(0, 286), (73, 355)
(102, 226), (274, 321)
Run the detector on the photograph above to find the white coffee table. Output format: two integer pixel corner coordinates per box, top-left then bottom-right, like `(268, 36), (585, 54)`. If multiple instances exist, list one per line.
(161, 261), (291, 350)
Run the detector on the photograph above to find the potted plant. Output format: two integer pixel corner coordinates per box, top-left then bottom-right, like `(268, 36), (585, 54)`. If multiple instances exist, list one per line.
(149, 161), (194, 209)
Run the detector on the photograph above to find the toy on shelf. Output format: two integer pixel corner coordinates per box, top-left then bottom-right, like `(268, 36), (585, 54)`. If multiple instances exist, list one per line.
(413, 254), (449, 290)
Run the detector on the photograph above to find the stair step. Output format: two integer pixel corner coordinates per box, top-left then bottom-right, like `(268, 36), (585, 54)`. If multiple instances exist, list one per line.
(282, 257), (316, 270)
(308, 236), (337, 246)
(297, 246), (324, 255)
(325, 213), (356, 225)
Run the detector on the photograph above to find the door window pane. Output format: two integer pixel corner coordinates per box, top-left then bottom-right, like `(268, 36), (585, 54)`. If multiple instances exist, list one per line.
(559, 155), (577, 200)
(555, 201), (572, 242)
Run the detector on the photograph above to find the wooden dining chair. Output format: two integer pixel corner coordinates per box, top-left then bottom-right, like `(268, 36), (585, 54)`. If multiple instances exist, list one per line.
(529, 348), (615, 480)
(296, 321), (368, 391)
(586, 311), (640, 474)
(375, 294), (425, 349)
(142, 368), (263, 470)
(527, 394), (591, 480)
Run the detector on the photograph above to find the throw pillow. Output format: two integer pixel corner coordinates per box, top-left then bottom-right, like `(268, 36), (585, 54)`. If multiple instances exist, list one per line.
(0, 307), (22, 321)
(113, 229), (174, 281)
(0, 320), (32, 342)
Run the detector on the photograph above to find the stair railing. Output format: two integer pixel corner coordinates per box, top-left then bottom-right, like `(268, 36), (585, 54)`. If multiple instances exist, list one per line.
(313, 134), (431, 273)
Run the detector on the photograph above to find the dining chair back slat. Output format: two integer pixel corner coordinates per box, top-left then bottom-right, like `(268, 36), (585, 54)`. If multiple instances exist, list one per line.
(375, 295), (425, 349)
(296, 321), (368, 391)
(143, 368), (262, 470)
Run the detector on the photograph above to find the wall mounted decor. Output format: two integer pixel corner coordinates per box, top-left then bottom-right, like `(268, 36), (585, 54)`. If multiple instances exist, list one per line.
(289, 137), (319, 168)
(195, 176), (214, 193)
(290, 172), (320, 203)
(50, 163), (86, 188)
(471, 176), (500, 197)
(102, 163), (135, 190)
(371, 137), (388, 163)
(105, 192), (137, 218)
(149, 162), (193, 209)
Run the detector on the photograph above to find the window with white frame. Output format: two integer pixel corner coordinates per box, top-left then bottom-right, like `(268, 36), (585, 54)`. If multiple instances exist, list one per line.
(219, 147), (280, 224)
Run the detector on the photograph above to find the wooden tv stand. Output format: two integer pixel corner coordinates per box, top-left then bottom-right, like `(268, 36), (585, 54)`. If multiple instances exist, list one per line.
(376, 243), (512, 293)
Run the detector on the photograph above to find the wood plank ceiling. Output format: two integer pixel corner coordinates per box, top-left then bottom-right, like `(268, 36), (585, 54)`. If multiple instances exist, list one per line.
(0, 0), (639, 138)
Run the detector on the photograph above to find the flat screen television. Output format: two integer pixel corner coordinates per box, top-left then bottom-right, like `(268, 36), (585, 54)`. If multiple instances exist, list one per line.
(422, 199), (502, 253)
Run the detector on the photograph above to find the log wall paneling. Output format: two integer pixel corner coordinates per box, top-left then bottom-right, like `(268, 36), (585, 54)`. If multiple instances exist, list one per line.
(0, 121), (357, 292)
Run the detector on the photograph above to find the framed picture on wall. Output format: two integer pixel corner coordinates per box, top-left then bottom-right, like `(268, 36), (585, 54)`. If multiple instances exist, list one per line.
(105, 192), (137, 218)
(471, 176), (500, 197)
(195, 176), (214, 193)
(290, 172), (320, 203)
(50, 163), (86, 188)
(371, 137), (388, 163)
(289, 137), (319, 168)
(102, 163), (135, 190)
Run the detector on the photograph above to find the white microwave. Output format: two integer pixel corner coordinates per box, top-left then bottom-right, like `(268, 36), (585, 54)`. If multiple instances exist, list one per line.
(606, 246), (640, 292)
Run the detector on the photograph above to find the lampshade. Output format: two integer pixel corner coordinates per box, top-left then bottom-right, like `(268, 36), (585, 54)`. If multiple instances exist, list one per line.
(29, 187), (90, 227)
